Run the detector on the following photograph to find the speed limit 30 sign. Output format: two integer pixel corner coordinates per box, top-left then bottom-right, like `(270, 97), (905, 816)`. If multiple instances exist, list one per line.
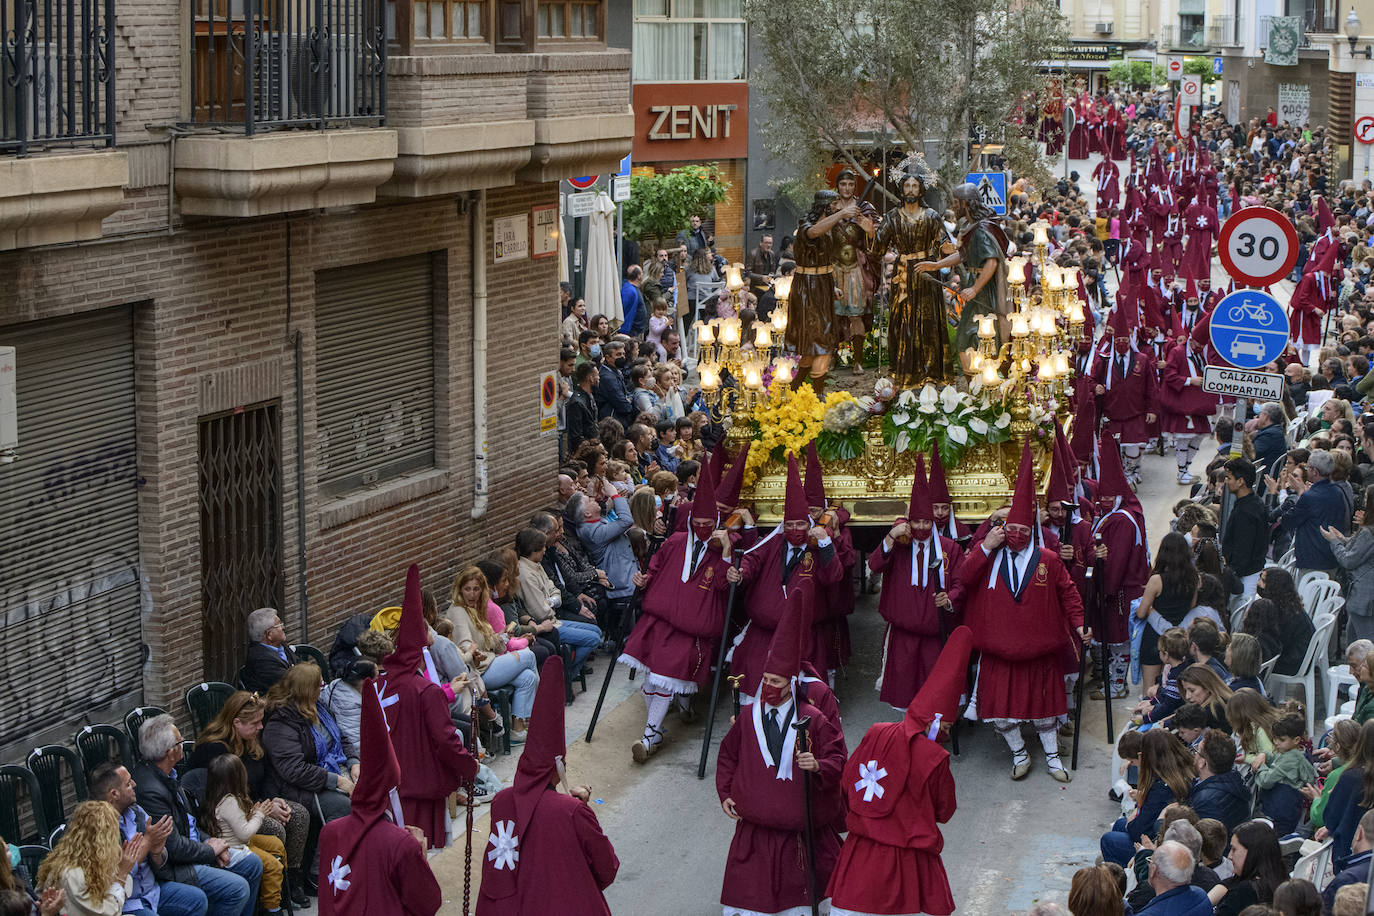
(1217, 206), (1299, 287)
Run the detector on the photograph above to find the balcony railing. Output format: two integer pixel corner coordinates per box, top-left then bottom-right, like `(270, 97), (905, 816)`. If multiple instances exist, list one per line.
(0, 0), (116, 154)
(1286, 0), (1337, 33)
(188, 0), (387, 133)
(1159, 24), (1212, 50)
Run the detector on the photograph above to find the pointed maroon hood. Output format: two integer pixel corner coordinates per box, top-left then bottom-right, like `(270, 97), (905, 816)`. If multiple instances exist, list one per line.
(383, 564), (427, 673)
(803, 442), (826, 510)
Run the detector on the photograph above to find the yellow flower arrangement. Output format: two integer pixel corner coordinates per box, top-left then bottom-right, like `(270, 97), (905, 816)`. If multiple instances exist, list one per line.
(742, 384), (859, 485)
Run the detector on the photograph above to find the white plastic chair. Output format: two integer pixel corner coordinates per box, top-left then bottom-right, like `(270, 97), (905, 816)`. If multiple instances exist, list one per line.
(1324, 663), (1360, 720)
(1300, 579), (1340, 619)
(1278, 547), (1297, 573)
(1267, 612), (1339, 738)
(1259, 654), (1279, 683)
(1291, 838), (1334, 891)
(1231, 595), (1255, 634)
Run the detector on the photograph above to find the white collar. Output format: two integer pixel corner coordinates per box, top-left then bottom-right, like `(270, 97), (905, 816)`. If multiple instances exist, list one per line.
(986, 543), (1035, 590)
(681, 530), (710, 583)
(750, 689), (797, 781)
(911, 533), (944, 588)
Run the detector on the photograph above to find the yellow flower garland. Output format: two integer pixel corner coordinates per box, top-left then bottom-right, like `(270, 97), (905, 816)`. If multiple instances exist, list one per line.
(743, 384), (858, 485)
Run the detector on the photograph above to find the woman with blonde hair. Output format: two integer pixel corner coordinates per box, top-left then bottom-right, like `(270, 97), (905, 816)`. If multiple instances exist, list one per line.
(36, 801), (143, 916)
(188, 691), (308, 900)
(1227, 687), (1280, 768)
(261, 663), (354, 826)
(1178, 664), (1235, 733)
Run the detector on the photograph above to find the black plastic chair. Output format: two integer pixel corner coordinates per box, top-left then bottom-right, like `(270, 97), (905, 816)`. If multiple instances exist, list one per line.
(488, 686), (515, 756)
(174, 740), (197, 777)
(234, 666), (251, 691)
(291, 644), (331, 679)
(558, 644), (589, 705)
(73, 724), (133, 775)
(26, 746), (86, 830)
(17, 844), (49, 880)
(0, 765), (49, 845)
(185, 682), (237, 737)
(123, 706), (169, 760)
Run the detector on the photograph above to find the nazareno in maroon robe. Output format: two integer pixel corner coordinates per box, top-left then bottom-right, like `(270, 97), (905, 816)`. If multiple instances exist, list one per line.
(868, 535), (964, 709)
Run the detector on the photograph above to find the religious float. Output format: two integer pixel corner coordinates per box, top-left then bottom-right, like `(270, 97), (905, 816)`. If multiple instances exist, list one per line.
(694, 223), (1090, 525)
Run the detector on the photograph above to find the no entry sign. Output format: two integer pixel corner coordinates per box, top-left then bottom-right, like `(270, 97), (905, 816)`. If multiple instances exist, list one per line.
(1167, 57), (1183, 80)
(1217, 206), (1299, 287)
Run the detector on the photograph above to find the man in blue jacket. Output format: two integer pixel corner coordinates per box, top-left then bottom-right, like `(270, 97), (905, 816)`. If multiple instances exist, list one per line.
(595, 341), (635, 426)
(620, 264), (647, 337)
(1323, 809), (1374, 913)
(1188, 729), (1253, 833)
(1280, 449), (1350, 579)
(1137, 842), (1214, 916)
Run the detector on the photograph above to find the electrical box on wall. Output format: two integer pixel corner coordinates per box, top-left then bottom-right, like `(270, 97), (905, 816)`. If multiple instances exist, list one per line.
(0, 346), (16, 459)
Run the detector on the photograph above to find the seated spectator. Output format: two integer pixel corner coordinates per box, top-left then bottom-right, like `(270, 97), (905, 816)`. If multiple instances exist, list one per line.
(1134, 628), (1191, 723)
(200, 756), (285, 915)
(1128, 819), (1218, 912)
(570, 491), (637, 636)
(1256, 569), (1316, 676)
(515, 526), (603, 675)
(1334, 883), (1369, 916)
(1068, 865), (1124, 916)
(187, 692), (309, 898)
(34, 801), (143, 916)
(1272, 878), (1321, 916)
(1101, 730), (1196, 866)
(1310, 719), (1361, 831)
(1225, 632), (1267, 696)
(480, 558), (556, 668)
(1171, 704), (1208, 750)
(241, 608), (299, 693)
(1208, 820), (1288, 915)
(1189, 729), (1252, 833)
(1194, 818), (1230, 881)
(530, 512), (608, 622)
(133, 715), (262, 916)
(1253, 712), (1318, 832)
(1136, 840), (1212, 916)
(1322, 719), (1374, 866)
(1187, 618), (1230, 681)
(448, 564), (540, 746)
(1227, 688), (1278, 769)
(86, 762), (196, 916)
(322, 659), (375, 779)
(1323, 810), (1374, 915)
(1177, 665), (1234, 732)
(326, 610), (377, 682)
(261, 664), (355, 829)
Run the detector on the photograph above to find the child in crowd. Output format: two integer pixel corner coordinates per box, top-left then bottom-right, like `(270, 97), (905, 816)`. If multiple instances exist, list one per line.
(1188, 618), (1231, 681)
(605, 459), (634, 498)
(1172, 703), (1208, 750)
(1195, 818), (1231, 881)
(1111, 729), (1145, 805)
(646, 298), (671, 360)
(1228, 688), (1279, 770)
(1254, 712), (1319, 792)
(202, 755), (285, 914)
(1134, 628), (1192, 723)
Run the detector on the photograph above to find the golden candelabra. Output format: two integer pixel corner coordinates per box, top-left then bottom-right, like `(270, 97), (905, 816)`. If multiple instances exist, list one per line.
(964, 220), (1088, 443)
(695, 267), (792, 422)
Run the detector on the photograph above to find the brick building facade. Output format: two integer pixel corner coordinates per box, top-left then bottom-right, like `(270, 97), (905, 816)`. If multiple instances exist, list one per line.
(0, 0), (631, 761)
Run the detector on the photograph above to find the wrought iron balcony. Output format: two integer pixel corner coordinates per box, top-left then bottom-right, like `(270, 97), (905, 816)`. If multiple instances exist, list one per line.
(0, 0), (116, 154)
(188, 0), (387, 133)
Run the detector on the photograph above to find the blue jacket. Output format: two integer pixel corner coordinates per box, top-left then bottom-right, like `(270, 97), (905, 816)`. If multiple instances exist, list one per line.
(1325, 765), (1370, 867)
(1251, 423), (1287, 476)
(1281, 478), (1349, 569)
(1188, 770), (1252, 833)
(576, 495), (637, 599)
(1127, 779), (1176, 843)
(1137, 884), (1212, 916)
(620, 281), (646, 337)
(1323, 850), (1373, 913)
(595, 364), (634, 426)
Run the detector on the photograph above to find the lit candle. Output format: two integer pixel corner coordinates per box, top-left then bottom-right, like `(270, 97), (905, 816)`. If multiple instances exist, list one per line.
(773, 273), (792, 302)
(1011, 314), (1030, 337)
(720, 317), (741, 347)
(698, 320), (716, 345)
(1033, 224), (1049, 247)
(771, 308), (788, 333)
(744, 363), (763, 389)
(969, 352), (983, 370)
(1046, 268), (1063, 292)
(1069, 301), (1085, 325)
(982, 363), (1000, 384)
(1054, 352), (1070, 375)
(1028, 311), (1043, 335)
(699, 363), (719, 391)
(978, 315), (996, 339)
(773, 359), (793, 384)
(754, 325), (773, 348)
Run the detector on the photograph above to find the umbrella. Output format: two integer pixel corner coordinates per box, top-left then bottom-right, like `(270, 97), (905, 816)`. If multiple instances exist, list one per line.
(585, 191), (622, 327)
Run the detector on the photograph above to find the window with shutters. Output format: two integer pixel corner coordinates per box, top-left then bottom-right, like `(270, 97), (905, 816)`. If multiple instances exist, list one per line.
(315, 253), (438, 499)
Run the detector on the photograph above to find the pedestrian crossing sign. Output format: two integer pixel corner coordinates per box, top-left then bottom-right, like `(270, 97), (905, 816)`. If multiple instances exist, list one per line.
(965, 172), (1007, 215)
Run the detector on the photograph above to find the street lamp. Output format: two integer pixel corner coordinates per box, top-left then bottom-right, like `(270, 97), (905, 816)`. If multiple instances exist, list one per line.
(1346, 9), (1371, 58)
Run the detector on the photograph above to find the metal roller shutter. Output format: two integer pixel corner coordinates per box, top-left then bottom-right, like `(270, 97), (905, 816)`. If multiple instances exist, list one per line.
(315, 253), (437, 497)
(0, 306), (141, 753)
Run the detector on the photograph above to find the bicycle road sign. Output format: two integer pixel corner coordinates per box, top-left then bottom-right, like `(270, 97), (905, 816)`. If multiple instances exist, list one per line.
(1208, 289), (1289, 370)
(1217, 206), (1298, 287)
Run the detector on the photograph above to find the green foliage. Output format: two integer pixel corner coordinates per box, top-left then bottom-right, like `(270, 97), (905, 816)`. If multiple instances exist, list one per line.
(1182, 56), (1218, 84)
(1107, 59), (1165, 90)
(746, 0), (1069, 191)
(815, 428), (866, 461)
(622, 165), (730, 249)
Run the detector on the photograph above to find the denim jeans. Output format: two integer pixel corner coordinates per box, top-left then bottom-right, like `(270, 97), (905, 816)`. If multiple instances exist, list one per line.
(194, 852), (262, 916)
(141, 880), (209, 916)
(483, 648), (540, 718)
(556, 619), (604, 672)
(1099, 816), (1135, 866)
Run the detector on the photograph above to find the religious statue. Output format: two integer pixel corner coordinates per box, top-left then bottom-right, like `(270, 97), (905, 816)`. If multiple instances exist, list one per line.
(829, 169), (879, 376)
(789, 190), (841, 394)
(875, 163), (960, 386)
(950, 182), (1010, 373)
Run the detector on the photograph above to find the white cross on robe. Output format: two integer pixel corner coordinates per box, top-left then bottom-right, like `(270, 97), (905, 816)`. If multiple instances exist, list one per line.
(328, 856), (351, 895)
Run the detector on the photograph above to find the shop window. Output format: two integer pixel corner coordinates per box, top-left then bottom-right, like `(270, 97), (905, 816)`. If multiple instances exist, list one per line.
(633, 0), (745, 81)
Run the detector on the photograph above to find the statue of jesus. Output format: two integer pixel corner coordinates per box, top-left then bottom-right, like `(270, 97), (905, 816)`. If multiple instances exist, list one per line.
(876, 171), (961, 386)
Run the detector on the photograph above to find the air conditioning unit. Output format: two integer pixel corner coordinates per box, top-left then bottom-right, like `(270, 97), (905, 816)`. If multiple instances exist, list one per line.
(1094, 21), (1113, 33)
(0, 346), (17, 461)
(2, 44), (63, 141)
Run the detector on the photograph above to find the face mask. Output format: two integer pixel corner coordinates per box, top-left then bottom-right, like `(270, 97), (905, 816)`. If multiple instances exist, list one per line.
(1004, 528), (1031, 552)
(691, 520), (715, 541)
(1184, 531), (1195, 547)
(589, 344), (602, 359)
(760, 681), (788, 707)
(784, 526), (809, 546)
(7, 844), (18, 869)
